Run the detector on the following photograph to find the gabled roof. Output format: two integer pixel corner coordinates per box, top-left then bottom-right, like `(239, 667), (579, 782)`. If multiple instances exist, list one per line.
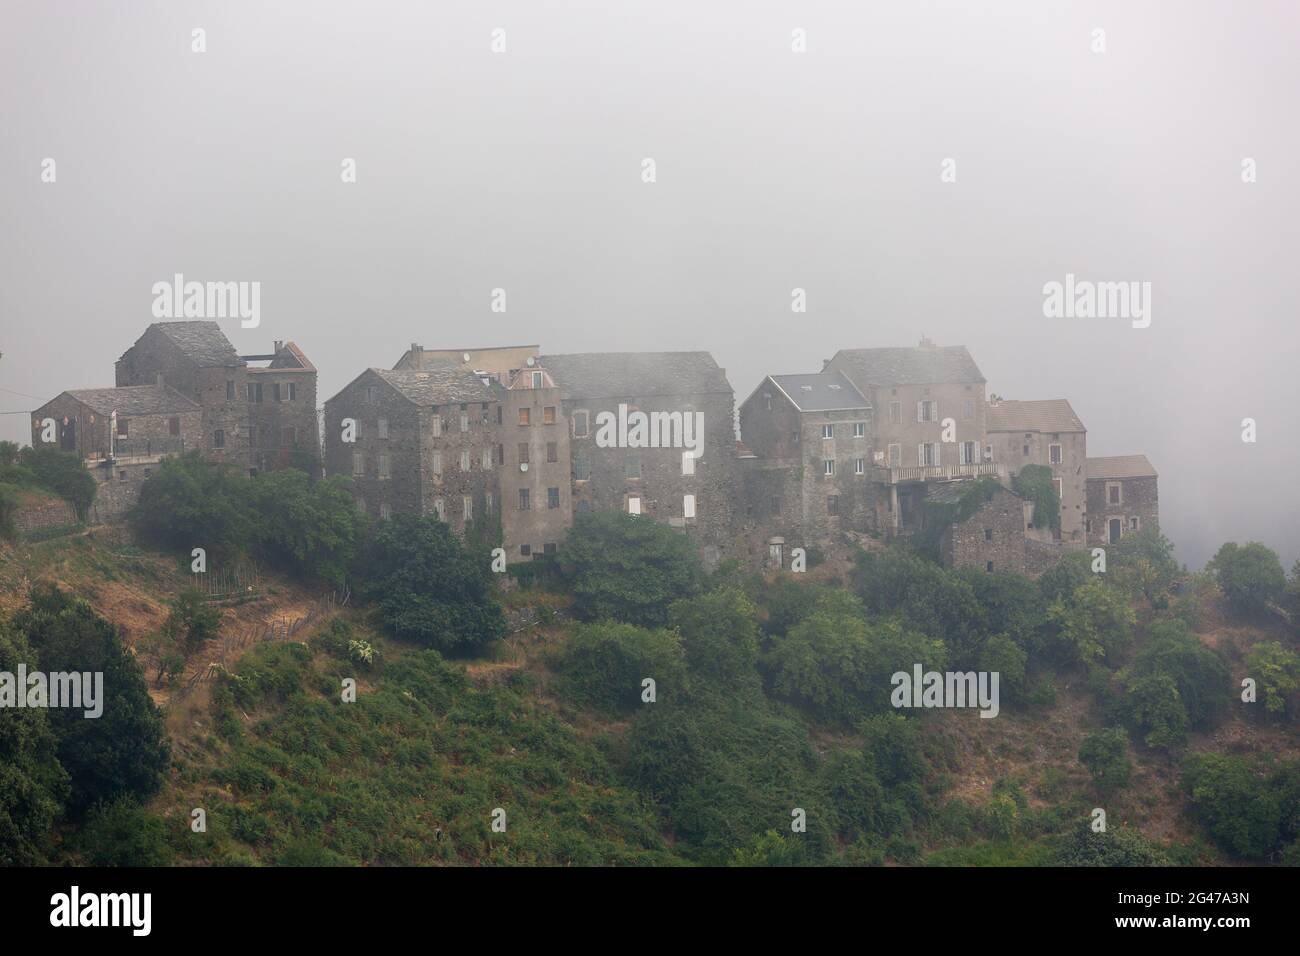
(267, 341), (315, 372)
(540, 351), (732, 400)
(988, 399), (1085, 433)
(61, 384), (201, 416)
(766, 371), (870, 412)
(832, 344), (985, 386)
(1086, 455), (1158, 480)
(143, 321), (241, 367)
(369, 365), (495, 407)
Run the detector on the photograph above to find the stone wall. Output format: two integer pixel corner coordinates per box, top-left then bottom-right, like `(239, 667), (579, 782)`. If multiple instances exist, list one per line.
(940, 488), (1027, 575)
(1086, 474), (1159, 546)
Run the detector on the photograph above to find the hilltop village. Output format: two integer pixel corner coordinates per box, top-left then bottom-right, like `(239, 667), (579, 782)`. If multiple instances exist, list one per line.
(31, 323), (1158, 576)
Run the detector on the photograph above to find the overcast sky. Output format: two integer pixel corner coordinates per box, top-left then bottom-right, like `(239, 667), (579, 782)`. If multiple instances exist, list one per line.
(2, 0), (1296, 570)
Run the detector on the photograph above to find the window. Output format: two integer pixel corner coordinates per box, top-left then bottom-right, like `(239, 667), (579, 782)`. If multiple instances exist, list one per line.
(214, 429), (225, 448)
(226, 380), (235, 401)
(573, 410), (589, 437)
(681, 452), (695, 476)
(532, 371), (543, 389)
(366, 385), (378, 404)
(463, 496), (473, 522)
(854, 457), (865, 475)
(1085, 518), (1092, 534)
(1108, 482), (1122, 506)
(273, 383), (282, 402)
(917, 400), (938, 423)
(520, 544), (531, 557)
(543, 542), (556, 555)
(853, 422), (866, 438)
(482, 447), (493, 469)
(1023, 444), (1030, 456)
(919, 442), (940, 466)
(518, 408), (531, 426)
(485, 492), (493, 514)
(547, 441), (558, 463)
(888, 443), (901, 466)
(770, 496), (782, 516)
(378, 453), (390, 479)
(282, 426), (298, 448)
(827, 495), (839, 515)
(1129, 516), (1140, 531)
(823, 459), (835, 476)
(624, 457), (641, 479)
(496, 406), (503, 425)
(543, 406), (556, 425)
(518, 442), (530, 465)
(380, 503), (391, 520)
(460, 412), (469, 432)
(117, 417), (129, 436)
(962, 399), (974, 421)
(434, 498), (445, 521)
(431, 415), (442, 437)
(118, 470), (128, 482)
(627, 496), (641, 515)
(431, 450), (441, 475)
(821, 424), (834, 439)
(496, 444), (505, 465)
(984, 528), (993, 542)
(683, 494), (696, 519)
(986, 561), (994, 573)
(889, 402), (901, 424)
(518, 488), (531, 511)
(1049, 443), (1063, 465)
(1054, 478), (1063, 501)
(287, 382), (296, 401)
(548, 487), (560, 510)
(248, 382), (263, 403)
(574, 453), (590, 480)
(959, 440), (977, 465)
(143, 468), (151, 478)
(460, 450), (471, 471)
(378, 418), (388, 439)
(353, 452), (364, 476)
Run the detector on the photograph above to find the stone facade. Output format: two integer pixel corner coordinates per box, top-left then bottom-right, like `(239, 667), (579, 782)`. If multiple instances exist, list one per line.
(987, 398), (1088, 548)
(498, 365), (572, 559)
(1085, 455), (1159, 547)
(938, 485), (1030, 575)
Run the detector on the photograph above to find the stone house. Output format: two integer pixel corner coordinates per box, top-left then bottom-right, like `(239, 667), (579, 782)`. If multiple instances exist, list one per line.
(322, 365), (498, 534)
(823, 339), (1005, 533)
(115, 321), (320, 473)
(392, 343), (541, 381)
(736, 370), (877, 565)
(498, 363), (572, 559)
(1085, 455), (1159, 546)
(30, 383), (203, 519)
(540, 351), (736, 564)
(987, 398), (1088, 547)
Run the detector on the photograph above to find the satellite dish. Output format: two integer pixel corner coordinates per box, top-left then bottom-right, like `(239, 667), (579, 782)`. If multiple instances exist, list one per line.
(463, 352), (471, 362)
(526, 356), (535, 367)
(520, 462), (529, 473)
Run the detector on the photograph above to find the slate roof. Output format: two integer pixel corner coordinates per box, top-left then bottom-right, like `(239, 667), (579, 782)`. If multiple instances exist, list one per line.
(148, 321), (241, 367)
(767, 371), (870, 412)
(371, 365), (496, 407)
(539, 352), (731, 400)
(987, 399), (1085, 433)
(833, 345), (985, 386)
(1086, 455), (1158, 480)
(63, 385), (201, 416)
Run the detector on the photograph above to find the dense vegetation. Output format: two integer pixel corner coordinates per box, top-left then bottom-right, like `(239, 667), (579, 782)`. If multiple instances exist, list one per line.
(0, 442), (98, 535)
(2, 451), (1298, 866)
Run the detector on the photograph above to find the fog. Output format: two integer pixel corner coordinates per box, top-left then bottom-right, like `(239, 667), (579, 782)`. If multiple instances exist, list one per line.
(2, 0), (1296, 570)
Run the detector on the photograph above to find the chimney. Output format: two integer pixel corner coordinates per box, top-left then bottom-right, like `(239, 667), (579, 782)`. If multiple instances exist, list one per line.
(410, 343), (423, 354)
(274, 340), (284, 353)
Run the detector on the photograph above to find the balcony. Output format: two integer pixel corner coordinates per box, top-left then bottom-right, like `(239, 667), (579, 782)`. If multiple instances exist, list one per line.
(85, 438), (188, 466)
(872, 462), (1007, 484)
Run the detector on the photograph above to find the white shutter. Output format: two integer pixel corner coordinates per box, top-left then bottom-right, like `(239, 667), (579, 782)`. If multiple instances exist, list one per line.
(683, 494), (696, 518)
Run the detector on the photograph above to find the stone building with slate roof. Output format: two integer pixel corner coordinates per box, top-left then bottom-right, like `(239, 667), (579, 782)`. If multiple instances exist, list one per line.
(115, 321), (320, 473)
(1085, 454), (1159, 547)
(736, 370), (877, 567)
(987, 398), (1089, 548)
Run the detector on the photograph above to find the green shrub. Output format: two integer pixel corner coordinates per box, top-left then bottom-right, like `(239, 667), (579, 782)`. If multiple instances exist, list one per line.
(554, 621), (687, 714)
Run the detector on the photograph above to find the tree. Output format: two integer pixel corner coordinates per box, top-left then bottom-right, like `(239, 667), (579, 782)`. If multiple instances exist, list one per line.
(246, 470), (367, 585)
(979, 633), (1027, 704)
(667, 589), (762, 694)
(1125, 672), (1189, 750)
(358, 513), (505, 655)
(1182, 754), (1289, 860)
(1046, 578), (1135, 665)
(1208, 541), (1286, 619)
(554, 621), (687, 714)
(1109, 527), (1181, 604)
(1012, 464), (1061, 534)
(1078, 728), (1131, 793)
(564, 511), (702, 626)
(1245, 641), (1300, 716)
(1038, 551), (1092, 605)
(162, 588), (222, 653)
(1056, 821), (1170, 866)
(1129, 619), (1230, 729)
(17, 447), (97, 520)
(130, 452), (254, 560)
(0, 622), (69, 864)
(16, 584), (170, 817)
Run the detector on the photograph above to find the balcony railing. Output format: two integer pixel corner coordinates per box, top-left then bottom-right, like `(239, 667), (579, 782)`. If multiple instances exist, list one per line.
(85, 438), (187, 464)
(872, 462), (1007, 484)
